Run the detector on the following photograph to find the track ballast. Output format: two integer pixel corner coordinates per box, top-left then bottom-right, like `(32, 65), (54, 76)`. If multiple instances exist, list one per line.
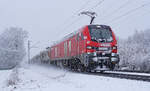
(82, 71), (150, 82)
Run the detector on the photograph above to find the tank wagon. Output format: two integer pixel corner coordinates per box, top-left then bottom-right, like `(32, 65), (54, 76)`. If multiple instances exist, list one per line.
(48, 24), (119, 72)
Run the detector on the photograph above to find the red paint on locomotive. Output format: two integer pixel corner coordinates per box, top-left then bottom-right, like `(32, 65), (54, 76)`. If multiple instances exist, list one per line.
(48, 25), (119, 71)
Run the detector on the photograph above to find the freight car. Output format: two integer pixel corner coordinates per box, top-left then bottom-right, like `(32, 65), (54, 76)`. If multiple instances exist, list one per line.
(48, 24), (119, 72)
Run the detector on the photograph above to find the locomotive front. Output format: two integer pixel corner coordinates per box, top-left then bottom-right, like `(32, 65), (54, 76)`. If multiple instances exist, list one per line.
(84, 25), (119, 71)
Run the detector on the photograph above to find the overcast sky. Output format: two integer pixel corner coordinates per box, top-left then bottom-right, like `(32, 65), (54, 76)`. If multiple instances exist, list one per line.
(0, 0), (150, 56)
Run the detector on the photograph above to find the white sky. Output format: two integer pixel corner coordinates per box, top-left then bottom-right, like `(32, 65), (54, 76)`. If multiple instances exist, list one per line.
(0, 0), (150, 56)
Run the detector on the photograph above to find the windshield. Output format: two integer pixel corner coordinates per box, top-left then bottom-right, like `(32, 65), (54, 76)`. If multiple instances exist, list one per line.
(88, 25), (113, 42)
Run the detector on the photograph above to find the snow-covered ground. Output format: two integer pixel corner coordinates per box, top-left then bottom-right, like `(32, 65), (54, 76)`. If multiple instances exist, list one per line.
(0, 69), (12, 90)
(1, 64), (150, 91)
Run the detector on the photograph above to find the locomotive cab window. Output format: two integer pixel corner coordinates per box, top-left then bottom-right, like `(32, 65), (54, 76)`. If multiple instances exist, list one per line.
(88, 26), (113, 42)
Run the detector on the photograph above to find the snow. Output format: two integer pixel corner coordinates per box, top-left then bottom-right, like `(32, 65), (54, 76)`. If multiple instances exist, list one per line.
(1, 64), (150, 91)
(0, 70), (12, 90)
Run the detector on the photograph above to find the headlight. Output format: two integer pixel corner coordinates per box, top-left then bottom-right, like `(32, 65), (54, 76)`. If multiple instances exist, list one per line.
(87, 52), (91, 54)
(112, 46), (117, 50)
(93, 52), (97, 56)
(87, 41), (90, 44)
(87, 46), (92, 49)
(87, 46), (97, 50)
(111, 53), (117, 56)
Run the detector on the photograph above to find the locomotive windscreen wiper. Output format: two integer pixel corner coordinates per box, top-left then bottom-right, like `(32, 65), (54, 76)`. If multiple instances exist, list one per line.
(91, 37), (98, 42)
(98, 38), (106, 43)
(91, 37), (105, 43)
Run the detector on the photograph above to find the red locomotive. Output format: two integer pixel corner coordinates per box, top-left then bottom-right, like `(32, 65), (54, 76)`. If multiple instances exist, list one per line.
(32, 12), (120, 72)
(48, 24), (119, 72)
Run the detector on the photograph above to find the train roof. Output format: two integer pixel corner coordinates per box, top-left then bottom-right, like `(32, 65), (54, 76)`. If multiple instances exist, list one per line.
(51, 24), (111, 47)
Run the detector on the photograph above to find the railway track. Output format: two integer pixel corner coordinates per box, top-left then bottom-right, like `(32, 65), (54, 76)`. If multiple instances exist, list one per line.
(85, 71), (150, 82)
(115, 70), (150, 74)
(32, 63), (150, 82)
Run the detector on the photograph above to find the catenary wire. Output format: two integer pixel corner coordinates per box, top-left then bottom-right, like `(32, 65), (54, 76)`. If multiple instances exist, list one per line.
(56, 0), (91, 32)
(101, 0), (131, 20)
(89, 0), (106, 11)
(104, 2), (150, 24)
(57, 0), (106, 34)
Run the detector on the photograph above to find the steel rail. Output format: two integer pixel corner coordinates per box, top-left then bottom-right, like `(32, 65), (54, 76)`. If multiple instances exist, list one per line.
(82, 71), (150, 82)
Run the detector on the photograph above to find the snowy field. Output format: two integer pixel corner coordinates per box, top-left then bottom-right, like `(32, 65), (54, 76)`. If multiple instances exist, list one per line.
(0, 64), (150, 91)
(0, 69), (12, 90)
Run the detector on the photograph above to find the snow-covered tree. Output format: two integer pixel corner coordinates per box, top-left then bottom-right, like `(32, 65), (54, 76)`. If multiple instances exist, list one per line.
(0, 27), (28, 69)
(118, 29), (150, 72)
